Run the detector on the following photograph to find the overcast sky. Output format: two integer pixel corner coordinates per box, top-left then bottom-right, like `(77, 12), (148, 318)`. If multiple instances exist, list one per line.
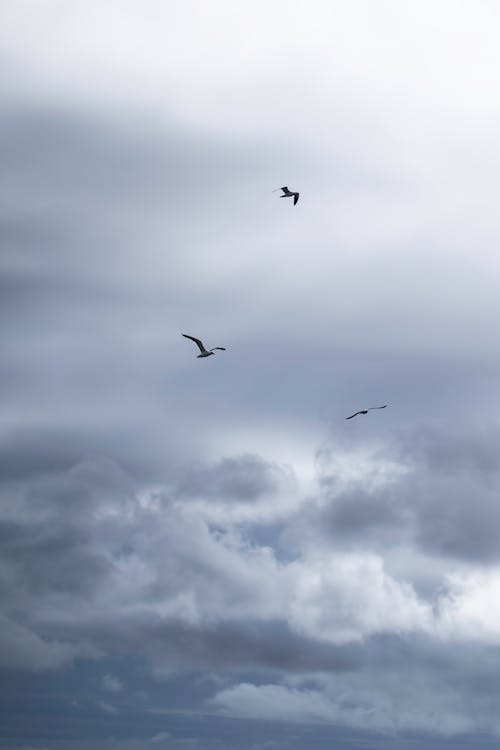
(2, 2), (500, 748)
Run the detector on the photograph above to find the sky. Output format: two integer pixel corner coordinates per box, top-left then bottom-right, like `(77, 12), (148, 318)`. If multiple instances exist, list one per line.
(2, 1), (500, 748)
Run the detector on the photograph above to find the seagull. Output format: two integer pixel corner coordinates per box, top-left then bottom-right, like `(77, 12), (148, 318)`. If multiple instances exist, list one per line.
(274, 186), (299, 205)
(182, 334), (226, 358)
(345, 405), (388, 420)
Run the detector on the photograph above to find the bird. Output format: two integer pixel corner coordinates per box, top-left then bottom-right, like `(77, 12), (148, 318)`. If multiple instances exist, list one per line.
(182, 334), (226, 358)
(274, 186), (299, 205)
(345, 405), (387, 420)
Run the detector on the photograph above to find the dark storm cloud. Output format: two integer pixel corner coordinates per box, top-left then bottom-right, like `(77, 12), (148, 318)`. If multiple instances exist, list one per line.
(66, 617), (362, 675)
(410, 427), (500, 477)
(0, 455), (293, 671)
(0, 519), (112, 597)
(174, 455), (290, 502)
(289, 425), (500, 563)
(0, 460), (131, 658)
(0, 453), (383, 678)
(0, 429), (107, 480)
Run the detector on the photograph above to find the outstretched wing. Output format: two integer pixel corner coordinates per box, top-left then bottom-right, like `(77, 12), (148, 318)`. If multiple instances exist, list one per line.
(210, 347), (226, 351)
(368, 405), (387, 411)
(345, 411), (363, 420)
(293, 192), (299, 205)
(182, 334), (207, 354)
(280, 186), (291, 195)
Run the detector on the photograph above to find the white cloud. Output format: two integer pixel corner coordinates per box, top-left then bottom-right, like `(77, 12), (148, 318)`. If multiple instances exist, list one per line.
(102, 673), (123, 693)
(210, 679), (475, 735)
(436, 568), (500, 643)
(97, 700), (119, 715)
(211, 683), (335, 723)
(288, 553), (431, 644)
(149, 733), (171, 745)
(4, 1), (500, 134)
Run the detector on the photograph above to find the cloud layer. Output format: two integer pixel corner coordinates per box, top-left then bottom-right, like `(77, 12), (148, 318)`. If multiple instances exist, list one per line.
(2, 2), (500, 749)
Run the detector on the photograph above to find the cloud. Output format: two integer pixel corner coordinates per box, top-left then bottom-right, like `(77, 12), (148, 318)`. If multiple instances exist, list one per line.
(285, 426), (500, 569)
(288, 553), (430, 645)
(174, 454), (287, 502)
(0, 616), (85, 671)
(149, 733), (171, 744)
(3, 2), (500, 747)
(437, 569), (500, 644)
(102, 673), (123, 693)
(97, 700), (119, 715)
(210, 678), (475, 736)
(211, 683), (336, 724)
(1, 448), (500, 677)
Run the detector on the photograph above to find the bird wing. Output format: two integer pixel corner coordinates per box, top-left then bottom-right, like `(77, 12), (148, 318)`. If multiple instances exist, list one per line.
(280, 186), (291, 195)
(345, 411), (362, 420)
(182, 334), (207, 354)
(210, 347), (226, 351)
(368, 405), (387, 411)
(293, 192), (299, 205)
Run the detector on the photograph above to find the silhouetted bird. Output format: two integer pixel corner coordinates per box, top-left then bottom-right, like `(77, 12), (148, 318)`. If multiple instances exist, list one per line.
(274, 186), (299, 205)
(345, 405), (387, 420)
(182, 334), (226, 358)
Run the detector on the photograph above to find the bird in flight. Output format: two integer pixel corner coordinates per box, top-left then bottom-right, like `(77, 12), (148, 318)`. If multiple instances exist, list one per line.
(274, 186), (299, 205)
(345, 405), (387, 420)
(182, 334), (226, 358)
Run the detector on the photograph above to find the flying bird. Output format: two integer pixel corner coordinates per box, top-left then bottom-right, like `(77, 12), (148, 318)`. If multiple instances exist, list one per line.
(345, 405), (387, 420)
(274, 186), (299, 205)
(182, 334), (226, 358)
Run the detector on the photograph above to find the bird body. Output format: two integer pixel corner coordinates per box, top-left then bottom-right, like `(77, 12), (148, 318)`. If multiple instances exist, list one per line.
(345, 405), (387, 420)
(274, 186), (299, 205)
(182, 334), (226, 358)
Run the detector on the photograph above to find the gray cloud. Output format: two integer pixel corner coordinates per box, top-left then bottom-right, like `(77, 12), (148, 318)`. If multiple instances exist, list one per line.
(0, 616), (82, 671)
(292, 426), (500, 564)
(1, 452), (500, 743)
(174, 455), (291, 502)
